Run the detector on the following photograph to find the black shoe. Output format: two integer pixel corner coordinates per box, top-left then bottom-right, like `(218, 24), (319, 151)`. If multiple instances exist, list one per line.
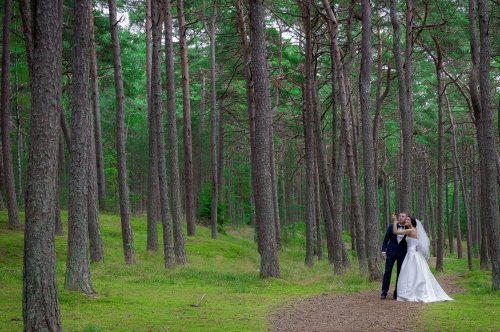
(381, 294), (387, 299)
(393, 294), (397, 299)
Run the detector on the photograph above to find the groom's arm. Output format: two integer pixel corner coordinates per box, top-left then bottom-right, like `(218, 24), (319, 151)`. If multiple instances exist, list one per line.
(381, 225), (391, 258)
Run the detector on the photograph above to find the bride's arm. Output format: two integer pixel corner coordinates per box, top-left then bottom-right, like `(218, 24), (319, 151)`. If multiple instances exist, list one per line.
(393, 219), (413, 235)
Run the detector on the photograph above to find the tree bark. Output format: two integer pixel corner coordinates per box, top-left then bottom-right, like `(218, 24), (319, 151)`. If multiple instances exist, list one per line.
(435, 38), (445, 272)
(446, 93), (469, 265)
(451, 156), (463, 258)
(18, 0), (34, 80)
(322, 0), (366, 275)
(89, 3), (106, 211)
(323, 25), (345, 272)
(217, 100), (225, 223)
(236, 0), (259, 251)
(468, 0), (490, 272)
(23, 1), (62, 329)
(313, 150), (323, 261)
(360, 0), (381, 282)
(374, 21), (392, 184)
(177, 0), (196, 237)
(164, 0), (187, 264)
(299, 0), (315, 267)
(390, 0), (411, 213)
(108, 0), (136, 264)
(404, 0), (414, 204)
(87, 114), (104, 264)
(65, 0), (95, 294)
(146, 0), (159, 252)
(152, 0), (175, 268)
(202, 0), (219, 239)
(381, 128), (390, 232)
(249, 0), (280, 279)
(87, 0), (104, 263)
(195, 67), (206, 223)
(53, 0), (64, 233)
(424, 161), (437, 256)
(446, 169), (454, 255)
(55, 131), (65, 236)
(477, 0), (500, 289)
(1, 0), (22, 229)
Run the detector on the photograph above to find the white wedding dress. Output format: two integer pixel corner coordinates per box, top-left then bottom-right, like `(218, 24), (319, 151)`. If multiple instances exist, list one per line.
(396, 237), (453, 302)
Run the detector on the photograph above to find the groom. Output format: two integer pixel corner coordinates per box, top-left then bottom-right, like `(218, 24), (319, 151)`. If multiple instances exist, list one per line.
(380, 212), (408, 299)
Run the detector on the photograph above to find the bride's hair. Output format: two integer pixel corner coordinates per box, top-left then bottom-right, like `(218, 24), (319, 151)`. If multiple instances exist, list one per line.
(408, 216), (417, 228)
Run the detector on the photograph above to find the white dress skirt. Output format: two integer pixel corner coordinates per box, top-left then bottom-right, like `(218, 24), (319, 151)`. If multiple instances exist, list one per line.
(396, 237), (454, 302)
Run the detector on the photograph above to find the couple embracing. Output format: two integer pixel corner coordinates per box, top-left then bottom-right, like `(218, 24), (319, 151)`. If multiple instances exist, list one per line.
(380, 212), (453, 302)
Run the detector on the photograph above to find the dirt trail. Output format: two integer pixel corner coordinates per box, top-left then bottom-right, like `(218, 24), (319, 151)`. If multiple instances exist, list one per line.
(268, 260), (461, 332)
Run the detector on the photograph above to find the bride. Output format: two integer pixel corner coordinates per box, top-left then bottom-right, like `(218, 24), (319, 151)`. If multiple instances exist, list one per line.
(392, 215), (454, 302)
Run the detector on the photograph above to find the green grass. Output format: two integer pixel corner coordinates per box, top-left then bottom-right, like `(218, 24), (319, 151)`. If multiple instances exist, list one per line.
(0, 211), (499, 331)
(420, 259), (500, 331)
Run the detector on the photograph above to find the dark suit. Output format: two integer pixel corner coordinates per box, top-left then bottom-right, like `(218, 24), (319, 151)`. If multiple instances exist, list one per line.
(381, 223), (407, 298)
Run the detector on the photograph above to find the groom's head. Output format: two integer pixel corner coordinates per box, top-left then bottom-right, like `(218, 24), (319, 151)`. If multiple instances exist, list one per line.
(398, 212), (407, 225)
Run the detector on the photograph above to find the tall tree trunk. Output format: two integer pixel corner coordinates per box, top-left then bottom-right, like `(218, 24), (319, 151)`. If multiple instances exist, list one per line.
(177, 0), (196, 237)
(108, 0), (136, 264)
(323, 27), (345, 272)
(87, 117), (104, 264)
(195, 67), (206, 222)
(152, 0), (175, 268)
(471, 144), (485, 265)
(374, 22), (392, 181)
(467, 0), (480, 128)
(390, 0), (411, 212)
(18, 0), (34, 80)
(435, 39), (445, 272)
(425, 163), (437, 256)
(446, 172), (454, 254)
(1, 0), (22, 229)
(477, 0), (500, 289)
(451, 157), (462, 258)
(23, 1), (62, 329)
(271, 23), (284, 250)
(146, 116), (159, 253)
(335, 130), (350, 270)
(146, 0), (159, 252)
(381, 126), (390, 231)
(270, 117), (281, 249)
(89, 2), (106, 211)
(330, 45), (338, 184)
(360, 0), (381, 282)
(164, 0), (187, 264)
(446, 92), (470, 265)
(217, 101), (225, 220)
(299, 0), (315, 267)
(468, 0), (490, 272)
(55, 131), (65, 236)
(249, 0), (280, 278)
(0, 158), (4, 211)
(313, 151), (323, 260)
(65, 0), (95, 294)
(468, 144), (478, 253)
(146, 119), (160, 252)
(236, 0), (259, 251)
(322, 0), (365, 275)
(404, 0), (414, 201)
(280, 145), (287, 235)
(87, 0), (104, 263)
(54, 0), (64, 232)
(203, 0), (219, 239)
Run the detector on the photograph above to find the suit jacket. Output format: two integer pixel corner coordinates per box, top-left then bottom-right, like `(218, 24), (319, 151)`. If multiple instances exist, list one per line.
(381, 224), (407, 258)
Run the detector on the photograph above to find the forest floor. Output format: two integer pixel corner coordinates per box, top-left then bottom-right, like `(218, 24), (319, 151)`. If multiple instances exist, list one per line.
(268, 258), (463, 332)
